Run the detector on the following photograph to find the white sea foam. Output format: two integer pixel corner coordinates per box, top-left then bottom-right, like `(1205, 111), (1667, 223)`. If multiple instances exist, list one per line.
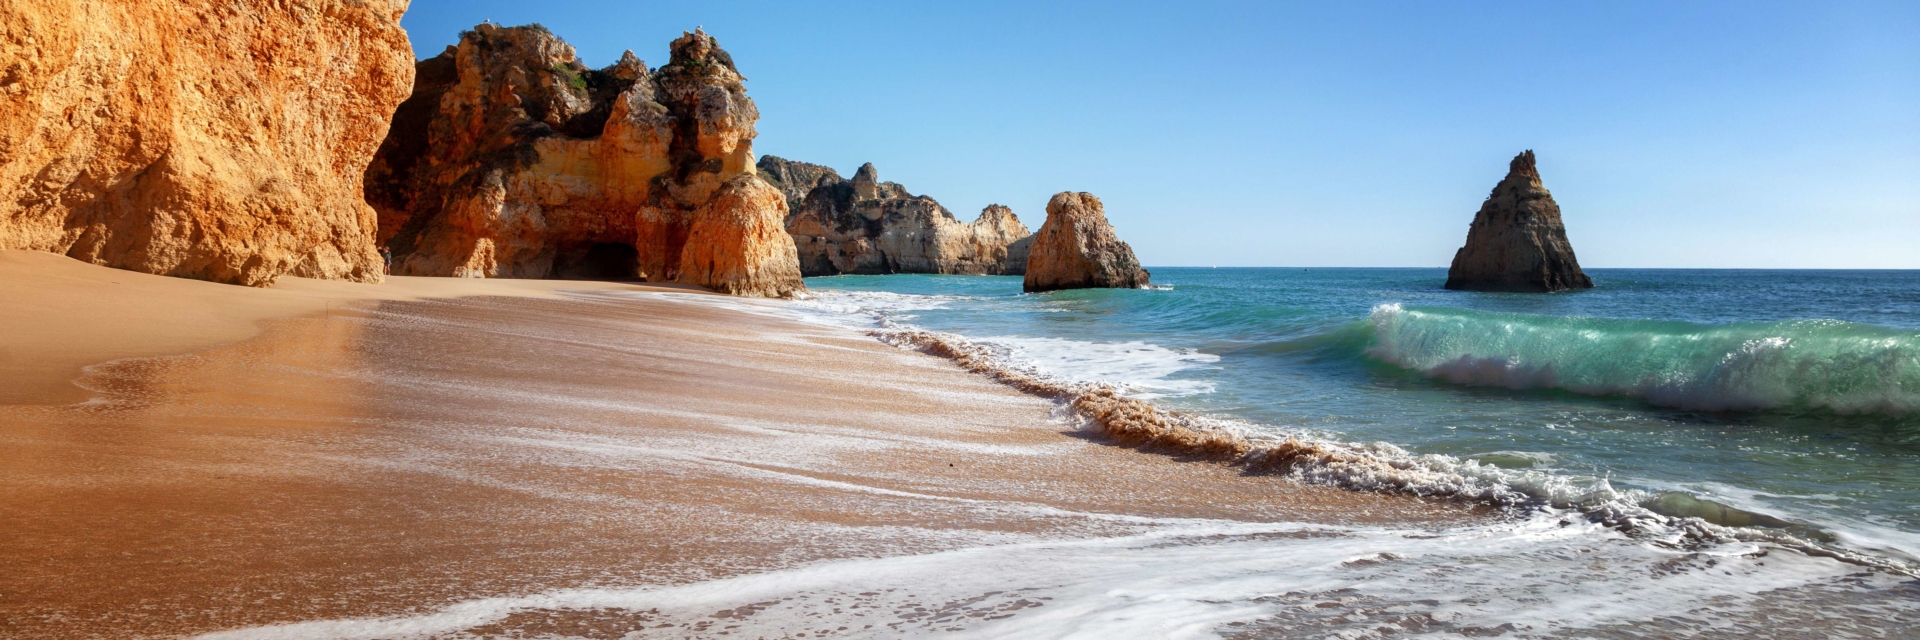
(972, 335), (1218, 398)
(194, 516), (1912, 640)
(1622, 476), (1920, 565)
(1466, 450), (1559, 469)
(783, 289), (1221, 399)
(788, 289), (971, 328)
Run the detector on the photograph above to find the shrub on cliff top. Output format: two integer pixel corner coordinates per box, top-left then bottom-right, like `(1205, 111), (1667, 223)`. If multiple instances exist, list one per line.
(549, 63), (588, 93)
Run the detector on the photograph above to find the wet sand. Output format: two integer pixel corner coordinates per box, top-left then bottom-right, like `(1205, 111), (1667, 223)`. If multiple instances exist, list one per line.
(0, 252), (1474, 638)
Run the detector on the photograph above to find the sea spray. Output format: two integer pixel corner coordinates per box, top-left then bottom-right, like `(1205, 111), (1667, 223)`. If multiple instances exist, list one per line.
(870, 322), (1918, 576)
(1367, 303), (1920, 415)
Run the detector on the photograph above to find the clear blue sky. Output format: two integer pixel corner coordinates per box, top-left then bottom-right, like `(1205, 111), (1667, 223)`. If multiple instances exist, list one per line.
(400, 1), (1918, 268)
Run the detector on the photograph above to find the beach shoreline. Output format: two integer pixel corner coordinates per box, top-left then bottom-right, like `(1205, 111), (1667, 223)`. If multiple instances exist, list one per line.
(0, 252), (1473, 637)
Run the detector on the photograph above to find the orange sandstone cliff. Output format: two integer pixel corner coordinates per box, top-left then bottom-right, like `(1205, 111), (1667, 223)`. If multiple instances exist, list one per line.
(367, 24), (802, 297)
(0, 0), (413, 286)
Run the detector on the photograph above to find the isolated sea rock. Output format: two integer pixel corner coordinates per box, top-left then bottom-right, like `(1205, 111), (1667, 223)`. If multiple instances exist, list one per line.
(1444, 150), (1593, 292)
(0, 0), (413, 286)
(368, 25), (802, 296)
(768, 159), (1032, 276)
(1023, 192), (1149, 292)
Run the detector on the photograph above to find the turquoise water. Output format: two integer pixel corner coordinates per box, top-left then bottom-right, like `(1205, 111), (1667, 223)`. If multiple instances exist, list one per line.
(800, 268), (1920, 557)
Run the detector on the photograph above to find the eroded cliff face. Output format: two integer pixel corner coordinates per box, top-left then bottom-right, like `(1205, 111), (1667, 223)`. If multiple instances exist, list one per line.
(632, 29), (801, 296)
(971, 204), (1031, 274)
(756, 155), (841, 215)
(1444, 150), (1592, 293)
(368, 25), (802, 296)
(0, 0), (413, 286)
(676, 174), (802, 296)
(1023, 191), (1149, 293)
(367, 25), (660, 280)
(765, 159), (1032, 276)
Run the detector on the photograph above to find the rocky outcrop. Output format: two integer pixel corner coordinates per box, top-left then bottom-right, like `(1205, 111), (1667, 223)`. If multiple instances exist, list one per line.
(970, 204), (1032, 273)
(675, 174), (803, 296)
(367, 24), (802, 296)
(766, 158), (1032, 276)
(1444, 150), (1592, 292)
(631, 29), (802, 296)
(1023, 192), (1149, 293)
(0, 0), (413, 286)
(367, 24), (661, 280)
(756, 155), (841, 214)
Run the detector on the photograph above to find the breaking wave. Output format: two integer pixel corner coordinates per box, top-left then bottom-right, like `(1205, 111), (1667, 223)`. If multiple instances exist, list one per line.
(871, 324), (1915, 575)
(1367, 304), (1920, 416)
(776, 287), (1916, 574)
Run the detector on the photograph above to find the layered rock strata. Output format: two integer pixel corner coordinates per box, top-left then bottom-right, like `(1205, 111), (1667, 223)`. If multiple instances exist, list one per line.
(1023, 192), (1149, 293)
(366, 25), (801, 296)
(1444, 150), (1592, 292)
(0, 0), (414, 286)
(763, 158), (1032, 276)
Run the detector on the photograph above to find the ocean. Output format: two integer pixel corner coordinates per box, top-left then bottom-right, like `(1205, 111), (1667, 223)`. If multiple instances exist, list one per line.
(780, 267), (1920, 636)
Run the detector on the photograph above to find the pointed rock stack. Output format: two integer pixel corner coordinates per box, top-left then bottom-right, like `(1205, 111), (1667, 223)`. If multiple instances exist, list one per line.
(1023, 192), (1149, 293)
(367, 24), (802, 297)
(1444, 151), (1593, 292)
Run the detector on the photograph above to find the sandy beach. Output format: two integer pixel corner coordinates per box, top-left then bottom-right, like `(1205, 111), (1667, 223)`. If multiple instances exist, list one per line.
(4, 1), (1914, 635)
(0, 251), (1473, 638)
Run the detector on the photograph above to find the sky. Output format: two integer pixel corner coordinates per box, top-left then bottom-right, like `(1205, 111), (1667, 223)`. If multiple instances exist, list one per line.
(399, 1), (1919, 268)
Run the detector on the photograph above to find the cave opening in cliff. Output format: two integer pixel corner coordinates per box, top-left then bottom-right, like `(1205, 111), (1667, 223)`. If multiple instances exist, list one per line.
(552, 242), (640, 281)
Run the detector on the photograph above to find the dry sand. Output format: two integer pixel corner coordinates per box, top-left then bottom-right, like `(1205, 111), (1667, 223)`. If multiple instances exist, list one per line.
(0, 250), (707, 405)
(0, 250), (1475, 637)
